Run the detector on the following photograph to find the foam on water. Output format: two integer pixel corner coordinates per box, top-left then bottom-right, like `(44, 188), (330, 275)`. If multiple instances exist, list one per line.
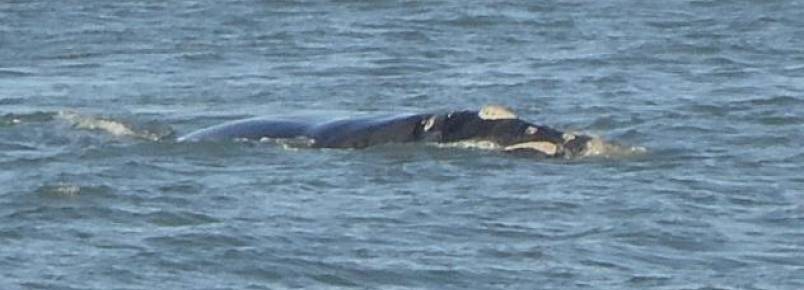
(57, 110), (174, 141)
(582, 137), (648, 159)
(36, 182), (81, 198)
(59, 111), (138, 137)
(431, 140), (502, 151)
(259, 136), (317, 151)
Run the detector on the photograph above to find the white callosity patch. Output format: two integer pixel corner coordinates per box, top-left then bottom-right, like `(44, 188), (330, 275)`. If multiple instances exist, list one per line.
(503, 141), (559, 155)
(422, 116), (436, 132)
(478, 105), (517, 120)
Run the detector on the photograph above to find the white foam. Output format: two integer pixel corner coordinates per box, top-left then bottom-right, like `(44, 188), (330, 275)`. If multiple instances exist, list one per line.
(432, 140), (502, 150)
(48, 182), (81, 197)
(581, 137), (647, 158)
(259, 136), (316, 151)
(58, 110), (165, 141)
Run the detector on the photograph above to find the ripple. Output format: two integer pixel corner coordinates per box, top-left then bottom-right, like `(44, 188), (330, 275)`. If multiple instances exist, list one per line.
(1, 111), (57, 126)
(744, 253), (804, 267)
(682, 103), (734, 116)
(311, 274), (359, 287)
(478, 245), (545, 260)
(0, 142), (37, 151)
(689, 0), (729, 8)
(735, 95), (804, 107)
(0, 97), (25, 105)
(577, 258), (632, 275)
(232, 267), (283, 283)
(0, 228), (24, 241)
(645, 18), (716, 30)
(34, 182), (114, 199)
(381, 30), (433, 43)
(145, 210), (220, 227)
(755, 115), (804, 126)
(19, 282), (82, 290)
(701, 56), (748, 66)
(586, 115), (646, 130)
(144, 233), (250, 249)
(0, 69), (34, 77)
(627, 275), (672, 287)
(441, 14), (510, 28)
(745, 207), (804, 227)
(612, 224), (727, 252)
(177, 51), (225, 62)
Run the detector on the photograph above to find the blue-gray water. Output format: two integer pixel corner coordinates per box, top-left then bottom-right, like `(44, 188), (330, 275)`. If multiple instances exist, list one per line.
(2, 1), (803, 289)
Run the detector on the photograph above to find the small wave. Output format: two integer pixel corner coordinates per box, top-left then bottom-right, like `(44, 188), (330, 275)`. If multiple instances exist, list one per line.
(0, 98), (25, 105)
(145, 210), (220, 227)
(738, 95), (803, 107)
(57, 111), (174, 141)
(0, 69), (34, 77)
(178, 51), (225, 62)
(1, 111), (57, 126)
(36, 182), (82, 198)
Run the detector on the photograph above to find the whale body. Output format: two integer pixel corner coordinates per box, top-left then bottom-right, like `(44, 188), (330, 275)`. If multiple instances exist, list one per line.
(178, 105), (593, 158)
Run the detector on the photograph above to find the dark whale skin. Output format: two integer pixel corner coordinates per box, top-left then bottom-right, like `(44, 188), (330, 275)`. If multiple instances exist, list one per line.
(177, 119), (311, 142)
(177, 110), (591, 157)
(177, 114), (432, 149)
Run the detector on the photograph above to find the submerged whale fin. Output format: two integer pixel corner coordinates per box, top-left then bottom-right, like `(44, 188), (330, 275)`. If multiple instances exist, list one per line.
(478, 105), (517, 120)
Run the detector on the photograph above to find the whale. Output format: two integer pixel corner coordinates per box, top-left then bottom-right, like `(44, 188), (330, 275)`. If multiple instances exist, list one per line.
(178, 105), (593, 158)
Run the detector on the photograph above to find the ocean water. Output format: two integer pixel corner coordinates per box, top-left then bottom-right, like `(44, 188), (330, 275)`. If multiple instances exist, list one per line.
(1, 0), (803, 289)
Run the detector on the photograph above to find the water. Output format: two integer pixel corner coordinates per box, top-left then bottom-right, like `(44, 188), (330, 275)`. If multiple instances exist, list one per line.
(2, 0), (803, 289)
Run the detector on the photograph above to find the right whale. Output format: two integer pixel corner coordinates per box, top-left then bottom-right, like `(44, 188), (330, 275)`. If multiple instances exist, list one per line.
(178, 105), (593, 158)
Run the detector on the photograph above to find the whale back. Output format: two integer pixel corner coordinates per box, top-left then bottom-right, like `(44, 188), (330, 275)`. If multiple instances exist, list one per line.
(309, 114), (430, 148)
(177, 118), (310, 142)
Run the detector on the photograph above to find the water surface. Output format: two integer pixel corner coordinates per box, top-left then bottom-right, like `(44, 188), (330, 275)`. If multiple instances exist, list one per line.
(1, 1), (803, 289)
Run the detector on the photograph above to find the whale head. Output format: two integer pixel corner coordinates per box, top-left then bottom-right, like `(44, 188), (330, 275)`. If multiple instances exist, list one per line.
(432, 105), (592, 158)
